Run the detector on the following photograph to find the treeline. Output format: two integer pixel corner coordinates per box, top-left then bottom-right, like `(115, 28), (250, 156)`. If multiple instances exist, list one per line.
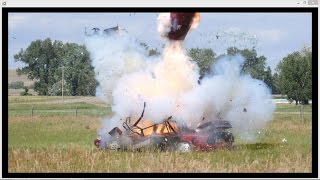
(189, 47), (276, 93)
(14, 38), (312, 105)
(188, 46), (312, 105)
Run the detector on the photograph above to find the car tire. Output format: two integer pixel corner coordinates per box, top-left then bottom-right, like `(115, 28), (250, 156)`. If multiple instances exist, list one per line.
(176, 142), (192, 153)
(158, 142), (168, 151)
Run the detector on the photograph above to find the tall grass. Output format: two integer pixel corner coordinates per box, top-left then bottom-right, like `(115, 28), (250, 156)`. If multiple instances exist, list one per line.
(8, 146), (311, 173)
(7, 96), (312, 173)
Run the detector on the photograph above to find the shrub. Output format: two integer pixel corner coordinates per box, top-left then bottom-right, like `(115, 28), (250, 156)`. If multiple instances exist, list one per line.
(20, 87), (32, 96)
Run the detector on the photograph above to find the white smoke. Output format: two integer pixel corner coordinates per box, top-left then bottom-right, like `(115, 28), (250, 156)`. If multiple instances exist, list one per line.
(86, 14), (275, 146)
(85, 33), (147, 104)
(157, 13), (171, 40)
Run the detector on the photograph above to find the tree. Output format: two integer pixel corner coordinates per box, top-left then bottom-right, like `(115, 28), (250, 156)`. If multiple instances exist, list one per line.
(61, 43), (97, 96)
(227, 47), (266, 80)
(148, 48), (161, 56)
(48, 80), (69, 96)
(263, 66), (275, 93)
(20, 87), (32, 96)
(276, 47), (312, 105)
(188, 48), (216, 78)
(14, 38), (98, 96)
(139, 41), (161, 57)
(225, 47), (279, 93)
(272, 72), (281, 94)
(14, 38), (62, 95)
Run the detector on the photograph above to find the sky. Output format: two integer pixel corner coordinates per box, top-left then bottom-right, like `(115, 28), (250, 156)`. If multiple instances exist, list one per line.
(8, 12), (312, 72)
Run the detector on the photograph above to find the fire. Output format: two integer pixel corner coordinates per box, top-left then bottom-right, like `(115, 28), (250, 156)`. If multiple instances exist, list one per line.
(130, 119), (178, 137)
(90, 12), (275, 150)
(190, 12), (201, 30)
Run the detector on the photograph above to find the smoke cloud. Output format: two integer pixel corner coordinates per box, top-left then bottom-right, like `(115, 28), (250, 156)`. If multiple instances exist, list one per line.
(85, 13), (275, 147)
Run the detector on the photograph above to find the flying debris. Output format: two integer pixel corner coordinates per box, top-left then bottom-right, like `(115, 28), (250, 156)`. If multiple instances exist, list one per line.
(85, 25), (125, 36)
(92, 27), (100, 34)
(88, 11), (275, 153)
(198, 75), (204, 85)
(94, 102), (234, 152)
(103, 25), (119, 35)
(84, 27), (101, 36)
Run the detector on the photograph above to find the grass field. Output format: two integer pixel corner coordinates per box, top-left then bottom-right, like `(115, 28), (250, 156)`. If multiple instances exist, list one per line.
(7, 96), (312, 173)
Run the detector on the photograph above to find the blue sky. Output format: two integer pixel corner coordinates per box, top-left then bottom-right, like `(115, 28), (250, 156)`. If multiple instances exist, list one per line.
(8, 13), (312, 72)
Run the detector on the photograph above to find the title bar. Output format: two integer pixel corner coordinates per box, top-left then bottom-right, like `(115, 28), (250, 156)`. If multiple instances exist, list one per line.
(1, 0), (319, 8)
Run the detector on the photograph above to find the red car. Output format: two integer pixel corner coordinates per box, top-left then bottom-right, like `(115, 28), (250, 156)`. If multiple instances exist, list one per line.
(94, 102), (234, 152)
(176, 121), (234, 152)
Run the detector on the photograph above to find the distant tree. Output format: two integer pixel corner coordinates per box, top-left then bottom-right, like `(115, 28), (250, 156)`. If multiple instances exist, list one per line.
(139, 41), (161, 57)
(20, 87), (32, 96)
(227, 47), (266, 80)
(188, 48), (216, 78)
(148, 48), (161, 56)
(225, 47), (280, 93)
(14, 38), (63, 95)
(48, 80), (69, 96)
(61, 43), (98, 96)
(276, 47), (312, 105)
(14, 38), (98, 96)
(262, 66), (275, 93)
(272, 72), (281, 94)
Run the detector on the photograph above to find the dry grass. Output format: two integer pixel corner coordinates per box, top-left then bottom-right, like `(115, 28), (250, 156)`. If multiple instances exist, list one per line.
(8, 146), (311, 173)
(7, 97), (313, 173)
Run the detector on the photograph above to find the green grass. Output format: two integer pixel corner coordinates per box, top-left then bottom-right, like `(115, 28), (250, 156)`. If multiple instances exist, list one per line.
(9, 116), (100, 149)
(7, 96), (312, 173)
(9, 96), (78, 103)
(275, 104), (312, 113)
(8, 96), (110, 116)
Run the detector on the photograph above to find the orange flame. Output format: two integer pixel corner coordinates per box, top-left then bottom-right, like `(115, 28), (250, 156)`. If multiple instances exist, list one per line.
(191, 12), (201, 30)
(130, 120), (178, 137)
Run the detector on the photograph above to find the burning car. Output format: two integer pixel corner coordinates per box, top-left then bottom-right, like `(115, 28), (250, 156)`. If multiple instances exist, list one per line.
(94, 102), (234, 152)
(177, 120), (234, 152)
